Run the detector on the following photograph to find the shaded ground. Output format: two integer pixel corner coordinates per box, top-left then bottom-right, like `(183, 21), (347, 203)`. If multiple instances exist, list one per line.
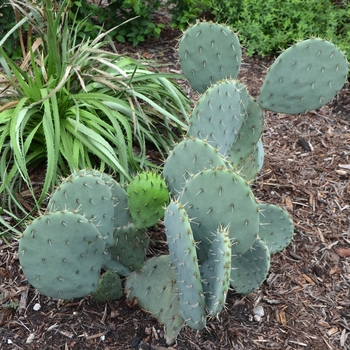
(1, 20), (350, 350)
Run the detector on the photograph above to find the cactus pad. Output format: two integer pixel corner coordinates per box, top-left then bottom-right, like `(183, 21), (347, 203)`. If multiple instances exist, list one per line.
(19, 211), (105, 299)
(179, 168), (259, 262)
(200, 225), (231, 317)
(187, 80), (244, 156)
(125, 255), (184, 345)
(230, 238), (270, 295)
(58, 169), (132, 230)
(179, 21), (241, 92)
(258, 38), (348, 114)
(92, 271), (123, 302)
(162, 137), (226, 197)
(234, 139), (264, 183)
(48, 172), (115, 247)
(127, 172), (170, 229)
(227, 96), (264, 167)
(164, 201), (207, 330)
(109, 223), (149, 271)
(258, 203), (294, 254)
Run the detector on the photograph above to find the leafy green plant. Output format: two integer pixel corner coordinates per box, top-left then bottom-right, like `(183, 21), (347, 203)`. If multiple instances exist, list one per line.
(70, 0), (165, 46)
(166, 0), (212, 30)
(211, 0), (350, 57)
(0, 0), (190, 233)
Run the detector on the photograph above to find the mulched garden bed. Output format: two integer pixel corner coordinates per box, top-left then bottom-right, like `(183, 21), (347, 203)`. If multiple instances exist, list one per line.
(1, 18), (350, 350)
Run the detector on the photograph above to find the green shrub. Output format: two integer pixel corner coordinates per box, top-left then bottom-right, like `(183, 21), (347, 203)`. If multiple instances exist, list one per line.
(71, 0), (165, 46)
(211, 0), (350, 57)
(166, 0), (212, 30)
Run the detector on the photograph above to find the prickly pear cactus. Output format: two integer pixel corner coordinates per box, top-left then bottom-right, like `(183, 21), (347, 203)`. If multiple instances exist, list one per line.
(164, 201), (207, 330)
(178, 21), (242, 93)
(187, 79), (245, 156)
(179, 168), (259, 262)
(101, 250), (132, 276)
(227, 96), (264, 167)
(200, 225), (231, 317)
(162, 137), (226, 197)
(258, 203), (294, 254)
(19, 211), (105, 299)
(258, 38), (348, 114)
(230, 237), (271, 295)
(125, 255), (184, 345)
(234, 138), (265, 183)
(109, 223), (149, 271)
(58, 169), (132, 228)
(127, 172), (170, 229)
(47, 172), (115, 247)
(92, 270), (123, 302)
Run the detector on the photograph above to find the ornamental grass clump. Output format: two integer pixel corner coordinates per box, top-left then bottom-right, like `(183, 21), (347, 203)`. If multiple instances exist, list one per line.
(0, 0), (190, 233)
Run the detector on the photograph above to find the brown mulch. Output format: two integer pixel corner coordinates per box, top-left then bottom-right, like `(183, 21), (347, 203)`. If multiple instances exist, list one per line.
(1, 18), (350, 350)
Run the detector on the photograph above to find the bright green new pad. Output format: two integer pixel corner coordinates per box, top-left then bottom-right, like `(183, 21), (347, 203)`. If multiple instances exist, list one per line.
(230, 238), (270, 294)
(127, 172), (170, 229)
(179, 168), (259, 262)
(19, 211), (105, 299)
(258, 38), (348, 114)
(200, 225), (231, 317)
(48, 172), (115, 247)
(258, 203), (294, 254)
(125, 255), (184, 345)
(179, 21), (241, 93)
(162, 137), (226, 197)
(92, 270), (123, 302)
(187, 80), (244, 156)
(164, 201), (207, 330)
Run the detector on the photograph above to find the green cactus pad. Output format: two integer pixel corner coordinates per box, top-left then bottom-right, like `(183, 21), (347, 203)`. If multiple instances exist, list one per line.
(179, 168), (259, 263)
(258, 38), (348, 114)
(258, 203), (294, 254)
(19, 211), (105, 299)
(162, 138), (226, 197)
(187, 80), (244, 157)
(101, 251), (131, 276)
(234, 139), (264, 183)
(62, 169), (132, 229)
(127, 172), (170, 229)
(230, 237), (270, 295)
(125, 255), (184, 345)
(109, 223), (149, 271)
(48, 173), (115, 247)
(164, 201), (207, 330)
(227, 96), (264, 167)
(200, 225), (231, 317)
(179, 21), (241, 93)
(92, 271), (123, 302)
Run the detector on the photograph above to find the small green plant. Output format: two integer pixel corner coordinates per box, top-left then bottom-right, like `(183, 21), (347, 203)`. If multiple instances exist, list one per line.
(166, 0), (212, 30)
(211, 0), (350, 57)
(70, 0), (165, 46)
(0, 0), (190, 232)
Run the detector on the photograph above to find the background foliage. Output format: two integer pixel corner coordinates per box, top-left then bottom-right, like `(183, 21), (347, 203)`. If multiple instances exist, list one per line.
(211, 0), (350, 57)
(0, 0), (211, 53)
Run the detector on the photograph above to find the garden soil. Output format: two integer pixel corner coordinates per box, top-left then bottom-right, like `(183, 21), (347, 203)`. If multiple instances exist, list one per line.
(1, 17), (350, 350)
